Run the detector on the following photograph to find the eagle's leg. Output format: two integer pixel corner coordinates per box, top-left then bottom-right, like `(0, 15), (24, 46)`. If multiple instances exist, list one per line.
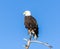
(30, 34), (32, 40)
(28, 30), (32, 40)
(31, 30), (37, 40)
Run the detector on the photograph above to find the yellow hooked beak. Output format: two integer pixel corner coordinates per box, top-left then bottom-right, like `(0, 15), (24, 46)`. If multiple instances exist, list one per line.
(23, 12), (25, 15)
(23, 12), (28, 15)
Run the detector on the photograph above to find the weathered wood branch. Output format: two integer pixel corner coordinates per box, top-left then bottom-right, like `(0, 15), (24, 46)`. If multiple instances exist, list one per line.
(24, 38), (53, 49)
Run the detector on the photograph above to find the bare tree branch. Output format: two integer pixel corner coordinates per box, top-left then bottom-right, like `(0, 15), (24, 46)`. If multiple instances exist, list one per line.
(24, 38), (53, 49)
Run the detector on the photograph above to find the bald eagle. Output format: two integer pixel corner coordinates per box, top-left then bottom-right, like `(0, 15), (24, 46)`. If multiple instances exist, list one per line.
(23, 10), (39, 39)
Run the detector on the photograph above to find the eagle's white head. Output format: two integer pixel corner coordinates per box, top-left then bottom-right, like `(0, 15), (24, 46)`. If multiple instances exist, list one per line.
(23, 10), (31, 16)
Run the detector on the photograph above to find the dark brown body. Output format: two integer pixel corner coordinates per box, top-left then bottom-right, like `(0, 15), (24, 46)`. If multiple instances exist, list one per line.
(24, 16), (39, 38)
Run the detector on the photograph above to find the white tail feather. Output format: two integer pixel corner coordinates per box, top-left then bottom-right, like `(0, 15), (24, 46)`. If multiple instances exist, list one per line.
(34, 35), (37, 40)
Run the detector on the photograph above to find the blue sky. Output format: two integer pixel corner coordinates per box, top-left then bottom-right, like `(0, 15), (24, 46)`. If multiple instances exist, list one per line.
(0, 0), (60, 49)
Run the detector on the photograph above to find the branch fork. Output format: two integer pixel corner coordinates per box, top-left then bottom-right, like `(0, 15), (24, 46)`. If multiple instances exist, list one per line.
(24, 38), (53, 49)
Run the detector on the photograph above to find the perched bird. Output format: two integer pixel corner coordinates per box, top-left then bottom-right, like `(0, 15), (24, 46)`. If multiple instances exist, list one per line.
(23, 10), (39, 39)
